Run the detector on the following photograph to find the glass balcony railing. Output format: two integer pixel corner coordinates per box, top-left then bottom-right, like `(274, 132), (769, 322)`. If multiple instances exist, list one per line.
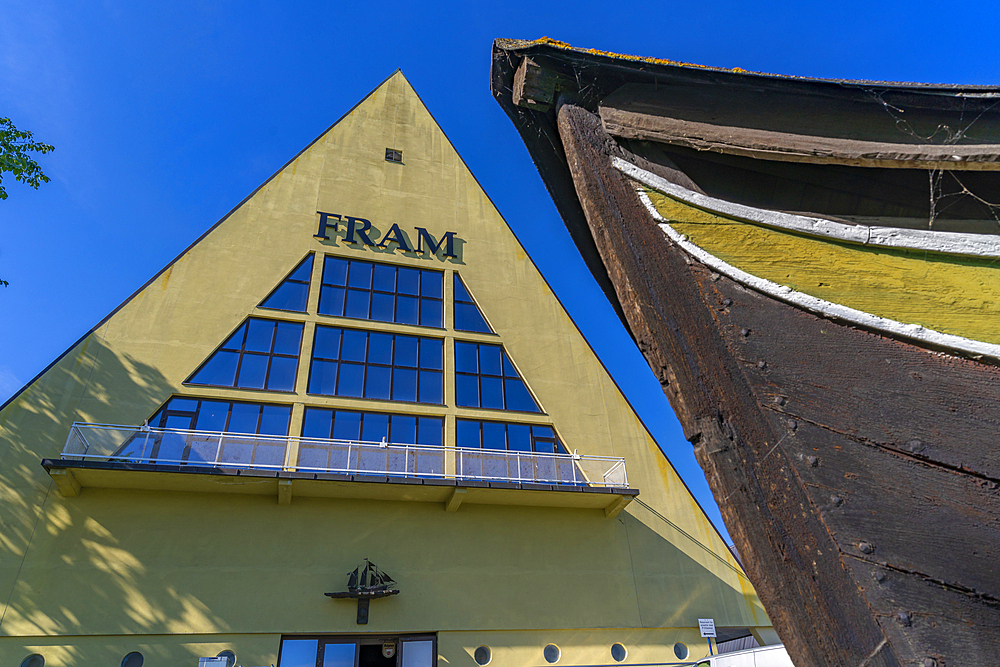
(59, 423), (630, 488)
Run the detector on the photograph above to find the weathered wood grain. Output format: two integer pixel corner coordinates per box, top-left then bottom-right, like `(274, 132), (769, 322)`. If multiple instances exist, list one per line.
(708, 275), (1000, 481)
(556, 101), (901, 667)
(602, 105), (1000, 170)
(845, 557), (1000, 666)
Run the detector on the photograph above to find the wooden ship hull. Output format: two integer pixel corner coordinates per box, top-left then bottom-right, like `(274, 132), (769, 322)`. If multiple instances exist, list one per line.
(491, 38), (1000, 666)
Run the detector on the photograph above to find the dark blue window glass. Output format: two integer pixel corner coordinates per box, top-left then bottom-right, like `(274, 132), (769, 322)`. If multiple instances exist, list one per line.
(454, 342), (540, 412)
(309, 325), (444, 404)
(302, 408), (443, 446)
(278, 639), (319, 667)
(453, 274), (493, 333)
(188, 318), (303, 392)
(260, 255), (313, 313)
(455, 419), (565, 454)
(140, 398), (292, 464)
(318, 256), (443, 327)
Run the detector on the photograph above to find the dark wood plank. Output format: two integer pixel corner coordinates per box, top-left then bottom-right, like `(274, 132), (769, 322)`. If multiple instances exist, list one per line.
(555, 101), (901, 667)
(845, 557), (1000, 666)
(763, 413), (1000, 598)
(708, 276), (1000, 481)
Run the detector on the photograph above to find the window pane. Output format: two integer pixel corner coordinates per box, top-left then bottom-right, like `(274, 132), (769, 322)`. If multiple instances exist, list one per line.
(279, 638), (319, 667)
(302, 408), (333, 439)
(289, 255), (313, 281)
(191, 350), (239, 386)
(259, 405), (291, 435)
(397, 267), (419, 295)
(341, 329), (368, 362)
(345, 289), (371, 319)
(195, 401), (228, 432)
(420, 338), (443, 370)
(348, 261), (372, 288)
(273, 322), (303, 355)
(456, 419), (480, 448)
(480, 376), (504, 409)
(392, 368), (418, 402)
(332, 411), (362, 441)
(228, 403), (260, 434)
(400, 641), (434, 667)
(168, 397), (199, 412)
(533, 426), (555, 439)
(482, 421), (506, 450)
(309, 359), (339, 395)
(318, 285), (345, 316)
(368, 332), (393, 365)
(364, 365), (392, 400)
(337, 362), (365, 397)
(418, 417), (443, 446)
(164, 414), (194, 430)
(534, 438), (557, 454)
(245, 319), (275, 353)
(454, 274), (472, 302)
(455, 303), (490, 333)
(323, 257), (349, 286)
(503, 352), (520, 378)
(266, 356), (297, 391)
(455, 342), (478, 373)
(456, 373), (479, 407)
(362, 413), (390, 442)
(220, 324), (246, 351)
(323, 643), (357, 667)
(507, 423), (532, 451)
(394, 335), (419, 367)
(418, 370), (443, 404)
(480, 345), (502, 376)
(422, 271), (443, 298)
(370, 292), (395, 322)
(391, 415), (417, 444)
(236, 353), (269, 389)
(420, 298), (442, 328)
(373, 264), (396, 292)
(262, 282), (308, 312)
(396, 295), (419, 325)
(504, 378), (539, 412)
(313, 326), (342, 359)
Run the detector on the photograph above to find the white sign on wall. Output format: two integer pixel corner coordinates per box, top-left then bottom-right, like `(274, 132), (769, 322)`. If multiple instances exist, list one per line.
(698, 618), (717, 638)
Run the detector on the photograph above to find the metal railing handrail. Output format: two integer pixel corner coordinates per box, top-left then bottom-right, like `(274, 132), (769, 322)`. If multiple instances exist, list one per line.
(60, 423), (630, 488)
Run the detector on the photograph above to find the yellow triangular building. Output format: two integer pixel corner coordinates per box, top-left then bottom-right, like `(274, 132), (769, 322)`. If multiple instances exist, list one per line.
(0, 72), (775, 667)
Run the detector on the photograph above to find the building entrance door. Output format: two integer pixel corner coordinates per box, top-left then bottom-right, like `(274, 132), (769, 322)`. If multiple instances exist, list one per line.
(277, 634), (436, 667)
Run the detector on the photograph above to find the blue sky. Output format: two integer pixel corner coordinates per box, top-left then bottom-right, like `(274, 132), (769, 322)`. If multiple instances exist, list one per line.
(3, 0), (999, 540)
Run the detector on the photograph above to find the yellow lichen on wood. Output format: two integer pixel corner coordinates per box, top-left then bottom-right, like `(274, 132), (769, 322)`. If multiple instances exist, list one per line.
(646, 190), (1000, 346)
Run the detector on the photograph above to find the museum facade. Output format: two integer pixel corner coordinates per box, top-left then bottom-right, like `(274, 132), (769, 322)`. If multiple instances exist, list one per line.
(0, 72), (775, 667)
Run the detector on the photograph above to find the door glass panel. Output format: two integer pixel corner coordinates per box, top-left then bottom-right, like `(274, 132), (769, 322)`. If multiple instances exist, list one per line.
(401, 640), (434, 667)
(323, 642), (358, 667)
(278, 639), (318, 667)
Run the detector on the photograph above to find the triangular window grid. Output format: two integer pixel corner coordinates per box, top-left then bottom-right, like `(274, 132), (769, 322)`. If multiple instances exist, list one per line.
(453, 273), (493, 333)
(454, 341), (541, 413)
(259, 254), (314, 313)
(186, 317), (304, 392)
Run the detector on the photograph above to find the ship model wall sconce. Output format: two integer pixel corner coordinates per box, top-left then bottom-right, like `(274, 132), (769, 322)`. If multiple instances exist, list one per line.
(326, 559), (400, 624)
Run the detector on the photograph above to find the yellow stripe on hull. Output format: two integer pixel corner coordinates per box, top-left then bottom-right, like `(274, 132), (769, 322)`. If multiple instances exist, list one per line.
(645, 190), (1000, 346)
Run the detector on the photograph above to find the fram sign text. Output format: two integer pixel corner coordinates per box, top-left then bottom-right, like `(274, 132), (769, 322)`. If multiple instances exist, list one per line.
(315, 211), (458, 258)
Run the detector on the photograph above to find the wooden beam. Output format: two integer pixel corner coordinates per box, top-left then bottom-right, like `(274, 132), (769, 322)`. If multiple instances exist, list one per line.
(601, 106), (1000, 171)
(277, 479), (293, 506)
(555, 102), (901, 666)
(513, 57), (570, 113)
(444, 487), (467, 512)
(50, 468), (80, 498)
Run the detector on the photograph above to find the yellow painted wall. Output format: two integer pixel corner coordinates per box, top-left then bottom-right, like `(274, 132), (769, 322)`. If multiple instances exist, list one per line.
(646, 190), (1000, 345)
(0, 72), (769, 664)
